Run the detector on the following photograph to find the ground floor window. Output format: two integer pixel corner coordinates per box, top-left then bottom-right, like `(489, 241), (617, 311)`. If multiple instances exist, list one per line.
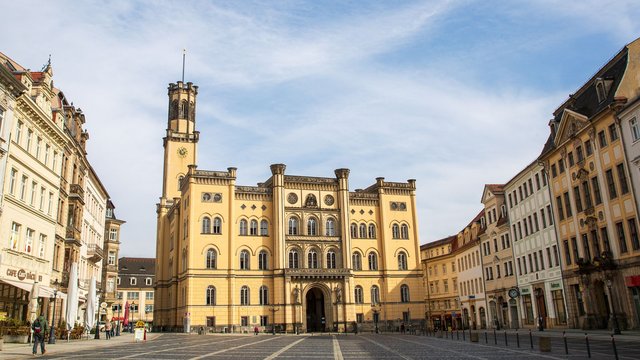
(571, 284), (585, 316)
(241, 316), (248, 326)
(356, 313), (364, 323)
(523, 294), (534, 325)
(207, 316), (215, 327)
(552, 290), (567, 325)
(260, 316), (268, 326)
(402, 311), (409, 323)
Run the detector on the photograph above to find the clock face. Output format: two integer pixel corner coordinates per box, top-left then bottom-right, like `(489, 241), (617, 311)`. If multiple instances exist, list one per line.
(324, 195), (335, 206)
(177, 147), (188, 158)
(508, 288), (520, 299)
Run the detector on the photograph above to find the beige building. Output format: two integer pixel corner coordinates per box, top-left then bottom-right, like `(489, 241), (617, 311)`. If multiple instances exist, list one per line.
(116, 257), (154, 328)
(101, 200), (125, 323)
(539, 38), (640, 330)
(479, 184), (518, 329)
(421, 235), (460, 330)
(154, 81), (424, 333)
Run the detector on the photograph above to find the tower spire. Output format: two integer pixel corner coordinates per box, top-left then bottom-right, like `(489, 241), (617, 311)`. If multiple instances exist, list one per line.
(181, 49), (186, 83)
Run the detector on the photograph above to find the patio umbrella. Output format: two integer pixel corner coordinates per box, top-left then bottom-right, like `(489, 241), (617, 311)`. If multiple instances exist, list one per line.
(86, 276), (96, 331)
(65, 262), (79, 331)
(123, 301), (130, 327)
(28, 281), (40, 323)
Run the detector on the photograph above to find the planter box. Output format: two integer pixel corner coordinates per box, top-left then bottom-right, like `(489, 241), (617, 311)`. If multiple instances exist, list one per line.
(3, 334), (29, 343)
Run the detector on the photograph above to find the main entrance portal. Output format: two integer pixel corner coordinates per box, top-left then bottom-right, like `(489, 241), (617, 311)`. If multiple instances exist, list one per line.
(306, 287), (326, 332)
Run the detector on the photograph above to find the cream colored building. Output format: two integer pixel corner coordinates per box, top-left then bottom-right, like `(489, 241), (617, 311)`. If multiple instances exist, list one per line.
(154, 81), (424, 333)
(505, 161), (567, 329)
(421, 235), (460, 330)
(539, 38), (640, 330)
(455, 211), (487, 329)
(479, 184), (518, 329)
(116, 258), (154, 327)
(101, 200), (125, 323)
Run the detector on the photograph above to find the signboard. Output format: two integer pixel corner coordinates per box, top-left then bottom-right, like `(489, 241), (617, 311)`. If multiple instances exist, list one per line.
(520, 287), (530, 295)
(134, 328), (144, 342)
(468, 295), (475, 299)
(5, 268), (42, 282)
(550, 282), (561, 289)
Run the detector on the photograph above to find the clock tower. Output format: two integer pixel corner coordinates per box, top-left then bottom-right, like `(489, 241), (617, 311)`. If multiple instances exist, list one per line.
(161, 81), (199, 200)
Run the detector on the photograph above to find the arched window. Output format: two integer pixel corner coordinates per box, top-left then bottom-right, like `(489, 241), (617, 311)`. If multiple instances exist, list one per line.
(240, 250), (250, 270)
(368, 252), (378, 270)
(260, 220), (268, 236)
(352, 252), (362, 271)
(398, 251), (407, 270)
(258, 250), (268, 270)
(326, 218), (336, 236)
(359, 223), (366, 238)
(202, 217), (211, 234)
(401, 224), (409, 239)
(308, 249), (318, 269)
(178, 176), (184, 191)
(180, 100), (188, 119)
(368, 224), (376, 238)
(288, 217), (299, 235)
(400, 284), (410, 303)
(206, 249), (217, 269)
(206, 285), (216, 305)
(182, 249), (187, 272)
(239, 219), (248, 236)
(326, 250), (336, 269)
(354, 286), (363, 304)
(240, 286), (249, 305)
(250, 220), (258, 235)
(259, 286), (269, 305)
(288, 249), (299, 269)
(392, 224), (400, 239)
(307, 218), (318, 236)
(350, 223), (358, 238)
(371, 285), (380, 305)
(213, 217), (222, 234)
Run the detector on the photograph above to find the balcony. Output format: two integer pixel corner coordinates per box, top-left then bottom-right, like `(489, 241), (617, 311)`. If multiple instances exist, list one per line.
(65, 227), (82, 247)
(284, 268), (350, 279)
(87, 243), (104, 263)
(69, 183), (85, 204)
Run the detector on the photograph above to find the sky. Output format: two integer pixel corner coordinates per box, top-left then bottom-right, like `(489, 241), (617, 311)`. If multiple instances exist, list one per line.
(2, 0), (640, 257)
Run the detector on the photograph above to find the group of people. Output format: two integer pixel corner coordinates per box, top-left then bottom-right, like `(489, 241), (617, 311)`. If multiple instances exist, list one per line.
(30, 316), (117, 355)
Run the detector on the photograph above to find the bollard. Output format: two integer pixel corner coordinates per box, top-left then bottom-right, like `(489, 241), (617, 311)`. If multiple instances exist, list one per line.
(611, 335), (619, 360)
(504, 330), (508, 346)
(529, 329), (533, 349)
(516, 330), (520, 348)
(494, 328), (497, 345)
(463, 328), (466, 341)
(485, 331), (488, 344)
(563, 331), (568, 355)
(457, 330), (459, 340)
(585, 333), (591, 358)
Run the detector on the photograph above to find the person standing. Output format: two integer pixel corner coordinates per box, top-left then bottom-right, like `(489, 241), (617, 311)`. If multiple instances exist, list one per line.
(32, 315), (47, 355)
(105, 320), (112, 339)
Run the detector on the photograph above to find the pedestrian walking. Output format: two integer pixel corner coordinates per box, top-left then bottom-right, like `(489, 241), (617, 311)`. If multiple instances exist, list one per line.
(105, 320), (112, 339)
(32, 315), (47, 355)
(254, 326), (259, 335)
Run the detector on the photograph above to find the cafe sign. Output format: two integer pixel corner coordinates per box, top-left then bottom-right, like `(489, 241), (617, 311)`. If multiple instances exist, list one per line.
(6, 268), (42, 282)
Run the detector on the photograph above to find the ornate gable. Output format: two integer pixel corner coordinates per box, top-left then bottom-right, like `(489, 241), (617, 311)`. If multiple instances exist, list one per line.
(554, 108), (589, 146)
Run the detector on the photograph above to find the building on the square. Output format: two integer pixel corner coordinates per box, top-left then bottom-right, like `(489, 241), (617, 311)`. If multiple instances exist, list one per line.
(421, 235), (460, 330)
(116, 257), (155, 327)
(454, 211), (487, 329)
(101, 200), (125, 322)
(504, 162), (567, 329)
(0, 53), (66, 322)
(154, 81), (425, 333)
(539, 38), (640, 330)
(479, 184), (518, 329)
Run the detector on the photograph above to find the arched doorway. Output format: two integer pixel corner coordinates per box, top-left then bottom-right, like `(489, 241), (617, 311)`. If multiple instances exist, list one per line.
(306, 287), (326, 332)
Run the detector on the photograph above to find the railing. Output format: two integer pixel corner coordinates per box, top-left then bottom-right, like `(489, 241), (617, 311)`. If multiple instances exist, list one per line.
(284, 268), (350, 278)
(69, 183), (84, 198)
(87, 243), (104, 262)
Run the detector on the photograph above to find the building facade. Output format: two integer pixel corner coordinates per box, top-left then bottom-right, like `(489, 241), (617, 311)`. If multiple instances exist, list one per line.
(154, 81), (424, 333)
(116, 257), (155, 328)
(539, 38), (640, 330)
(101, 200), (125, 323)
(505, 162), (567, 329)
(421, 235), (460, 330)
(479, 184), (518, 330)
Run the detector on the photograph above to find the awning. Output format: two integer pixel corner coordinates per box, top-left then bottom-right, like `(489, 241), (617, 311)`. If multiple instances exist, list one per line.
(0, 278), (67, 299)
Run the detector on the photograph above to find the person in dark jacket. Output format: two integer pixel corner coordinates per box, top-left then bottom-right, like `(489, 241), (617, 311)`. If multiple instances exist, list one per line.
(32, 315), (47, 355)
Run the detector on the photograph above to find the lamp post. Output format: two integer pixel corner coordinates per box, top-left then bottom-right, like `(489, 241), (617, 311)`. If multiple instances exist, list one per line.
(605, 279), (621, 335)
(371, 303), (380, 334)
(116, 301), (121, 336)
(94, 291), (101, 339)
(269, 305), (279, 335)
(48, 280), (59, 344)
(130, 301), (135, 333)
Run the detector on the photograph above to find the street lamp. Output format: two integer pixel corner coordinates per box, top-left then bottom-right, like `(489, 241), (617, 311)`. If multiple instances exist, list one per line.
(269, 305), (279, 335)
(605, 279), (621, 335)
(116, 300), (121, 336)
(130, 301), (135, 333)
(94, 291), (101, 339)
(48, 280), (59, 344)
(371, 303), (380, 334)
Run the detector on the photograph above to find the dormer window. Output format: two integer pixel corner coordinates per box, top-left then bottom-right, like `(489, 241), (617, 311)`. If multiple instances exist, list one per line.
(130, 277), (137, 286)
(595, 77), (613, 103)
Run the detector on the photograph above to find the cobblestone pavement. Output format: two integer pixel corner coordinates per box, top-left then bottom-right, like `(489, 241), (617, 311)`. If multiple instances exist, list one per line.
(2, 332), (639, 359)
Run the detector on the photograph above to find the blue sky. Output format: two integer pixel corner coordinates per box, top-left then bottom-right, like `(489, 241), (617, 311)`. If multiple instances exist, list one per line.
(2, 0), (639, 257)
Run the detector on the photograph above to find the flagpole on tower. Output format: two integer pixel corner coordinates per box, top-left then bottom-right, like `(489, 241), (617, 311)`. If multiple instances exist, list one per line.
(182, 49), (186, 83)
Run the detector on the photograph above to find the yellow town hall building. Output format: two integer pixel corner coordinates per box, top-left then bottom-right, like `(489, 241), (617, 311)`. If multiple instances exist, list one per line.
(154, 81), (424, 333)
